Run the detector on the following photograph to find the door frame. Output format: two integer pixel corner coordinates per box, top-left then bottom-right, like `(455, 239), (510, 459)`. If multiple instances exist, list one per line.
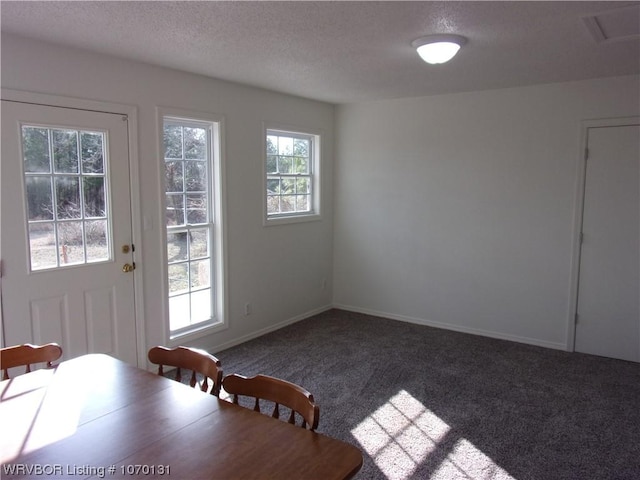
(0, 88), (146, 367)
(567, 116), (640, 353)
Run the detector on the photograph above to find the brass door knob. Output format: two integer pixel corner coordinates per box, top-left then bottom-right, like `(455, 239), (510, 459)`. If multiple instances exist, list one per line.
(122, 263), (136, 273)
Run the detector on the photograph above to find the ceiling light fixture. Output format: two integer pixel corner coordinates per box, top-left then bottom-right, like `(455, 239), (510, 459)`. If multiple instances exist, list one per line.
(412, 34), (467, 65)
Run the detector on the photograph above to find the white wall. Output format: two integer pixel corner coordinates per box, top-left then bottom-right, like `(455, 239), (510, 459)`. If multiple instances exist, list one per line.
(334, 75), (640, 349)
(4, 32), (638, 358)
(1, 33), (335, 358)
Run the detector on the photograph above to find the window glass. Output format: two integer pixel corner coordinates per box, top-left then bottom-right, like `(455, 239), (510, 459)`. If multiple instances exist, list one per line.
(265, 128), (320, 223)
(163, 118), (222, 336)
(21, 126), (111, 271)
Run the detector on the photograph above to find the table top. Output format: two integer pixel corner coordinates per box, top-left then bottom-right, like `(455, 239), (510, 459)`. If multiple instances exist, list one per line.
(0, 354), (363, 479)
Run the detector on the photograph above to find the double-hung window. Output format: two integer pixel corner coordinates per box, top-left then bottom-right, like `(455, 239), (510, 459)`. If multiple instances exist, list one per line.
(162, 113), (226, 339)
(265, 126), (321, 224)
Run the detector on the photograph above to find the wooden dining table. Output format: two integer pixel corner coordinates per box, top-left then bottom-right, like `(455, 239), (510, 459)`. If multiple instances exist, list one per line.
(0, 354), (363, 479)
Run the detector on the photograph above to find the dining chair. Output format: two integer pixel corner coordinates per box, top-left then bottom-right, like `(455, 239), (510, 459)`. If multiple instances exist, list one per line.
(148, 346), (223, 396)
(221, 373), (320, 431)
(1, 343), (63, 380)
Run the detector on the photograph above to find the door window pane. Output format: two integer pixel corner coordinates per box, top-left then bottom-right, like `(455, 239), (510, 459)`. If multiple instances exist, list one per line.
(86, 220), (109, 262)
(81, 132), (104, 173)
(28, 223), (57, 270)
(83, 177), (106, 218)
(22, 127), (51, 173)
(21, 126), (111, 271)
(26, 177), (53, 220)
(53, 130), (79, 173)
(57, 221), (85, 265)
(55, 177), (81, 219)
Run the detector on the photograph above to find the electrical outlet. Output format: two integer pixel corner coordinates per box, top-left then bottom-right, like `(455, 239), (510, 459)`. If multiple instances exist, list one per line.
(321, 278), (327, 290)
(244, 302), (252, 316)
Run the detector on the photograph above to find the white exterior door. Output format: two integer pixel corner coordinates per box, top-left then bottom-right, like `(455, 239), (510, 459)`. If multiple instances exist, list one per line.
(1, 100), (138, 365)
(574, 120), (640, 362)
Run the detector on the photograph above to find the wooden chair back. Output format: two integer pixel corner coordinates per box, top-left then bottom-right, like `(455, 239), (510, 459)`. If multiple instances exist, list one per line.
(148, 346), (223, 396)
(222, 373), (319, 430)
(1, 343), (63, 380)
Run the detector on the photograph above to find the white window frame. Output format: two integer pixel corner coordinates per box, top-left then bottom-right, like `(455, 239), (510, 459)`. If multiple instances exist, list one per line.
(263, 123), (322, 226)
(157, 108), (227, 342)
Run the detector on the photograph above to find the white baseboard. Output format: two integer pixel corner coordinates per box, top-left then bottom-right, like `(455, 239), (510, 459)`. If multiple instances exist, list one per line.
(332, 303), (567, 351)
(206, 302), (567, 355)
(208, 304), (333, 353)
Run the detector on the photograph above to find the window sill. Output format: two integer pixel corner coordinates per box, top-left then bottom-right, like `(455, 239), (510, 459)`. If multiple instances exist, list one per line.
(169, 320), (227, 344)
(264, 212), (322, 226)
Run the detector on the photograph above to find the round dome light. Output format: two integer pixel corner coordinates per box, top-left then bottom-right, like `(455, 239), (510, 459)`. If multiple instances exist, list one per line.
(411, 34), (467, 65)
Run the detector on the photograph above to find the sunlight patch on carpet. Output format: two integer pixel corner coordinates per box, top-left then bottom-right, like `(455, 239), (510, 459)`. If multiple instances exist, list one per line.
(351, 390), (515, 480)
(432, 438), (515, 479)
(351, 390), (449, 480)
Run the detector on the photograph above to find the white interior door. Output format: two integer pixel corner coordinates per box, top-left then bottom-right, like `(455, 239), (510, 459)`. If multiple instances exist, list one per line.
(1, 100), (138, 365)
(575, 121), (640, 362)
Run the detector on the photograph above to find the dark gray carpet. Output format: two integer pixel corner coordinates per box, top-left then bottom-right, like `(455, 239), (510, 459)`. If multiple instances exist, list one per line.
(210, 309), (639, 479)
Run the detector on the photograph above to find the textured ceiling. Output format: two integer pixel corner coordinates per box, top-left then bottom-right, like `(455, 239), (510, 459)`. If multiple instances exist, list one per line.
(1, 1), (639, 104)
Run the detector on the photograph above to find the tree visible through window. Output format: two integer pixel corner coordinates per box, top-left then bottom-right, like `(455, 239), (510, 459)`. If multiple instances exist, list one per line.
(163, 118), (219, 335)
(265, 128), (320, 223)
(21, 126), (110, 270)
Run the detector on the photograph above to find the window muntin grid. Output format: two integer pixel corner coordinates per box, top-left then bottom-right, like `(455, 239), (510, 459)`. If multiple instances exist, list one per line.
(21, 125), (111, 271)
(266, 130), (314, 217)
(163, 120), (215, 334)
